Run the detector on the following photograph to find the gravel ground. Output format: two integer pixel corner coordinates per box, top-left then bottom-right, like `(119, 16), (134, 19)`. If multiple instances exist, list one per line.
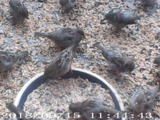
(0, 0), (160, 119)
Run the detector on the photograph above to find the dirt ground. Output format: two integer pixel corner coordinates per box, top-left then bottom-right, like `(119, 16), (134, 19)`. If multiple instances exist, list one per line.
(0, 0), (160, 119)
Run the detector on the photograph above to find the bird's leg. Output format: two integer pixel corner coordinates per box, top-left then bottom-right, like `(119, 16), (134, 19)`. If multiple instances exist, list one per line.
(107, 69), (118, 75)
(11, 18), (17, 25)
(115, 73), (127, 84)
(69, 69), (73, 75)
(114, 27), (122, 33)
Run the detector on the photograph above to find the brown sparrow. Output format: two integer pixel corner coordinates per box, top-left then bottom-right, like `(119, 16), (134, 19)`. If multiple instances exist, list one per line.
(44, 35), (82, 78)
(101, 9), (141, 31)
(0, 51), (28, 72)
(9, 0), (29, 24)
(69, 97), (125, 120)
(154, 56), (160, 67)
(6, 103), (30, 120)
(35, 27), (85, 49)
(129, 86), (160, 114)
(140, 0), (157, 7)
(59, 0), (77, 13)
(93, 42), (135, 74)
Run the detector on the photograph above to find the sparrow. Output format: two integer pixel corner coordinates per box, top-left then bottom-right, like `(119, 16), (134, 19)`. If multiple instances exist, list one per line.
(154, 56), (160, 67)
(59, 0), (77, 13)
(6, 103), (30, 120)
(69, 97), (125, 120)
(38, 0), (47, 2)
(101, 9), (141, 31)
(0, 51), (28, 72)
(44, 35), (82, 78)
(93, 42), (135, 74)
(34, 27), (85, 49)
(6, 103), (45, 120)
(129, 86), (160, 114)
(9, 0), (29, 23)
(140, 0), (157, 7)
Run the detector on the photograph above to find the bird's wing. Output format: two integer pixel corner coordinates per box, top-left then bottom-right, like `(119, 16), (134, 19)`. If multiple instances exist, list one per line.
(110, 57), (124, 68)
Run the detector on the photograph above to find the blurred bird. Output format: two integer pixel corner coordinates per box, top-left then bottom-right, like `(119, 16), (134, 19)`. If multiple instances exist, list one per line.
(101, 9), (141, 31)
(44, 35), (82, 78)
(6, 103), (30, 120)
(140, 0), (157, 7)
(9, 0), (29, 24)
(35, 27), (85, 49)
(59, 0), (77, 13)
(38, 0), (47, 2)
(129, 86), (160, 114)
(154, 56), (160, 67)
(93, 42), (135, 74)
(6, 103), (45, 120)
(0, 51), (28, 72)
(69, 97), (126, 120)
(0, 8), (4, 17)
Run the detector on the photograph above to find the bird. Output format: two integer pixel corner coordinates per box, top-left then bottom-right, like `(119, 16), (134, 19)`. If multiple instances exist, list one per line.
(0, 51), (28, 72)
(0, 8), (4, 17)
(93, 42), (135, 74)
(44, 35), (82, 78)
(6, 103), (30, 120)
(69, 97), (126, 120)
(9, 0), (29, 24)
(34, 27), (85, 50)
(59, 0), (77, 13)
(100, 9), (141, 31)
(140, 0), (157, 7)
(154, 56), (160, 67)
(129, 86), (160, 114)
(6, 103), (46, 120)
(38, 0), (47, 2)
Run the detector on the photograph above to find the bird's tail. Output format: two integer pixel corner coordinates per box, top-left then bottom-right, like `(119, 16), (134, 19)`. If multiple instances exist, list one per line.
(13, 51), (28, 61)
(93, 42), (107, 52)
(6, 103), (27, 119)
(34, 32), (49, 38)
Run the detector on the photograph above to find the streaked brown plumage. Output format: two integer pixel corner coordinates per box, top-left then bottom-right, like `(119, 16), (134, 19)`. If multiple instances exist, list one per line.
(44, 35), (82, 78)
